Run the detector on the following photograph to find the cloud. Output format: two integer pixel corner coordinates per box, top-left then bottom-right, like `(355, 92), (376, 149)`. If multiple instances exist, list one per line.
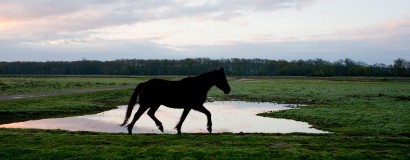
(0, 38), (185, 61)
(175, 39), (409, 64)
(0, 0), (318, 49)
(324, 17), (410, 42)
(2, 36), (407, 64)
(1, 0), (408, 65)
(0, 0), (316, 31)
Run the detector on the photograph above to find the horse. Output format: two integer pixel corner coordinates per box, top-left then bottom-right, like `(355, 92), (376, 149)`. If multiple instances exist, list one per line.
(120, 68), (231, 134)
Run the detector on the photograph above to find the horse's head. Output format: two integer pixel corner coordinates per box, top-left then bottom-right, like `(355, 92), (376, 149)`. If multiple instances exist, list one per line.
(214, 67), (231, 94)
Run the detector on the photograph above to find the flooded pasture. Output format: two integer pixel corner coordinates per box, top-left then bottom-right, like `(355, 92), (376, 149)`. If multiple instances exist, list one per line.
(0, 101), (327, 134)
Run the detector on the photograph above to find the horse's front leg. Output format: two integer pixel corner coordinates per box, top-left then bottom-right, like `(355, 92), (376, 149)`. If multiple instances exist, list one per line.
(194, 106), (212, 133)
(147, 105), (164, 133)
(175, 108), (191, 134)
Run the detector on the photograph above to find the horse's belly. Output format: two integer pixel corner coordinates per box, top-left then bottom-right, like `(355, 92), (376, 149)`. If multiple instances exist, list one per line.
(140, 86), (207, 108)
(161, 100), (199, 108)
(162, 103), (185, 109)
(160, 96), (205, 109)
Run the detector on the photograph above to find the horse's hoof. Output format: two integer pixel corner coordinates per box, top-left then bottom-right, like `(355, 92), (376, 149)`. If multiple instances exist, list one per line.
(175, 128), (182, 135)
(158, 126), (164, 133)
(175, 126), (182, 134)
(127, 127), (133, 135)
(207, 127), (212, 133)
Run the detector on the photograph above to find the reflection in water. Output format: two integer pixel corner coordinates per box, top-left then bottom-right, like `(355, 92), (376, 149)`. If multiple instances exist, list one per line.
(0, 101), (327, 134)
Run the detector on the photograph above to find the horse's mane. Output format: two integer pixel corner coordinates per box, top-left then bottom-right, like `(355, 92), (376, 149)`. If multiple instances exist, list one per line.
(181, 69), (218, 82)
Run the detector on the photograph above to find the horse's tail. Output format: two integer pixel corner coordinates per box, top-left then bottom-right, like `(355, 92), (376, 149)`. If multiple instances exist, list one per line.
(120, 83), (144, 126)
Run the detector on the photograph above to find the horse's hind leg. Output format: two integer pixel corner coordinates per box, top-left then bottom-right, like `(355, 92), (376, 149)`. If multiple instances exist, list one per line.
(193, 106), (212, 133)
(147, 105), (164, 133)
(127, 105), (149, 135)
(175, 108), (191, 134)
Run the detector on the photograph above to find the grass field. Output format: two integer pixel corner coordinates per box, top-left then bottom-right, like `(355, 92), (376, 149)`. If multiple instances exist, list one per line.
(0, 76), (409, 159)
(0, 76), (151, 96)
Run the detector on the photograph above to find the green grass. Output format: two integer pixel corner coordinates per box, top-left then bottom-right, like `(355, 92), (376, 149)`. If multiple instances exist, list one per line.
(0, 76), (409, 159)
(1, 129), (408, 159)
(0, 76), (157, 95)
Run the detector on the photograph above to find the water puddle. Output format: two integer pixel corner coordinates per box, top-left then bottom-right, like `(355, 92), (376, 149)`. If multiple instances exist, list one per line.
(0, 101), (328, 134)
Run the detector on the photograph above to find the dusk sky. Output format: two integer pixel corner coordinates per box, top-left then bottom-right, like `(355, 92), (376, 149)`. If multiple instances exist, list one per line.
(1, 0), (409, 64)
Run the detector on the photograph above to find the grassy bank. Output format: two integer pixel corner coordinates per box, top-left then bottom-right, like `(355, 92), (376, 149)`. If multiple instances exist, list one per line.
(0, 76), (170, 96)
(1, 129), (408, 159)
(0, 76), (409, 159)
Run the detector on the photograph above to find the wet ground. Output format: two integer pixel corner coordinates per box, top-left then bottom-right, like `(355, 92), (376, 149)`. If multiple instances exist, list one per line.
(0, 101), (328, 134)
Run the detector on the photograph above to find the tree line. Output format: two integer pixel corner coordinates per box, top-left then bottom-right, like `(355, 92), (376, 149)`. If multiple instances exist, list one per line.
(0, 58), (409, 76)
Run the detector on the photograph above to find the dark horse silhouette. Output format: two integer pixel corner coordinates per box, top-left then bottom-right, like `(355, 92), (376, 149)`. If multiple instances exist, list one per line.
(120, 68), (231, 134)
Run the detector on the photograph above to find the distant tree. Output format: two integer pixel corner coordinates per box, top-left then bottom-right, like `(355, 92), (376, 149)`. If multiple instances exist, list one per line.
(393, 58), (407, 76)
(406, 60), (410, 76)
(0, 58), (407, 77)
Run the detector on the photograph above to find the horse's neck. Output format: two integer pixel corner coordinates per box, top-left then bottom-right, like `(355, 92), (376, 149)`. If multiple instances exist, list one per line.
(190, 75), (214, 92)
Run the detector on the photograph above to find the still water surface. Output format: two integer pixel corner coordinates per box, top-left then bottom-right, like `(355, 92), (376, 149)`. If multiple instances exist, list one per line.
(0, 101), (327, 134)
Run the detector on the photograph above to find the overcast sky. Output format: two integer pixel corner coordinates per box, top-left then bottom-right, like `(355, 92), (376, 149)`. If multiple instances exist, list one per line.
(1, 0), (409, 64)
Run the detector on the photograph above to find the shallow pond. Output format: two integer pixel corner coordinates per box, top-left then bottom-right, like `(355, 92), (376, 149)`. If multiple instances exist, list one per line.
(0, 101), (327, 134)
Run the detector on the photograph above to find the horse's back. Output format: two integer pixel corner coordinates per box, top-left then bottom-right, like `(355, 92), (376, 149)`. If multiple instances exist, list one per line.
(139, 78), (206, 108)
